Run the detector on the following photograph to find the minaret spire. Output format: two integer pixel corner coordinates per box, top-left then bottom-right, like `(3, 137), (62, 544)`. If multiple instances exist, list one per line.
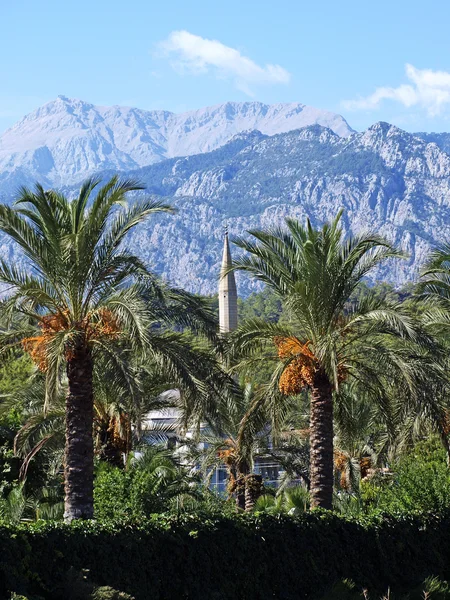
(219, 228), (238, 333)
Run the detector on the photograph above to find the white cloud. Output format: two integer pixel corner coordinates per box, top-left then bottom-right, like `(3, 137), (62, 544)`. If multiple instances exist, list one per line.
(158, 30), (291, 95)
(343, 64), (450, 117)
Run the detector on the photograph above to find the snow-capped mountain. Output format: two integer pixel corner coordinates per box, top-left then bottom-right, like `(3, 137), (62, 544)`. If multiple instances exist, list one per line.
(0, 96), (353, 193)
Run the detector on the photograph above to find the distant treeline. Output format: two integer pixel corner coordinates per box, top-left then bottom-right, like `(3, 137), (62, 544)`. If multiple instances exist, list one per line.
(209, 280), (416, 325)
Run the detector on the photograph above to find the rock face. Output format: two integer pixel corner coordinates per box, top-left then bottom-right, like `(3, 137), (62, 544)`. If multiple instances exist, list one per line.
(0, 100), (450, 296)
(415, 132), (450, 156)
(0, 96), (353, 194)
(102, 122), (450, 295)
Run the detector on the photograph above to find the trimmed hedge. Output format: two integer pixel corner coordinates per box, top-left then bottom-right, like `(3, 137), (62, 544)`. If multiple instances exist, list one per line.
(1, 511), (450, 600)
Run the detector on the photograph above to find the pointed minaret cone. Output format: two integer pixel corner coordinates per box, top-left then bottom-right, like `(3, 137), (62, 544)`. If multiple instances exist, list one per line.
(219, 230), (238, 333)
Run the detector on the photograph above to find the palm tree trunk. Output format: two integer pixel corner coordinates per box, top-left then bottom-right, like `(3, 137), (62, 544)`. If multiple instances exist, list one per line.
(235, 459), (250, 510)
(64, 345), (94, 522)
(235, 475), (246, 510)
(309, 371), (333, 510)
(245, 474), (263, 512)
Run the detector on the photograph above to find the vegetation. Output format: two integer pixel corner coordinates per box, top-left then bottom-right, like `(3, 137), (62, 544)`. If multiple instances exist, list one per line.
(0, 177), (234, 521)
(2, 180), (450, 597)
(1, 510), (450, 599)
(93, 446), (201, 519)
(228, 211), (441, 508)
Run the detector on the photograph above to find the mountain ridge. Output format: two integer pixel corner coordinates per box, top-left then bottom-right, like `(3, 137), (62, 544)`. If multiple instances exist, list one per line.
(1, 99), (450, 295)
(0, 97), (354, 193)
(50, 121), (450, 295)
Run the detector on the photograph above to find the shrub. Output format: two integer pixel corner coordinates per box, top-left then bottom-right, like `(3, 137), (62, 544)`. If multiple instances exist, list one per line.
(254, 485), (310, 515)
(2, 511), (450, 599)
(93, 447), (201, 520)
(92, 587), (135, 600)
(361, 438), (450, 514)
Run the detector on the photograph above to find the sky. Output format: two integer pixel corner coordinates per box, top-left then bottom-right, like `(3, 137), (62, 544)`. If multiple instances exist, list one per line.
(1, 0), (450, 134)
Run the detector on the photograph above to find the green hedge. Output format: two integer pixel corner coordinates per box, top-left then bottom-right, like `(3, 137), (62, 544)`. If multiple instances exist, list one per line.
(1, 511), (450, 600)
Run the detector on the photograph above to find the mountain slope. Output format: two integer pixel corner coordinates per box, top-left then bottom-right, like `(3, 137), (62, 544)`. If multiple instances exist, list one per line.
(1, 118), (449, 295)
(101, 122), (450, 294)
(415, 132), (450, 156)
(0, 97), (353, 193)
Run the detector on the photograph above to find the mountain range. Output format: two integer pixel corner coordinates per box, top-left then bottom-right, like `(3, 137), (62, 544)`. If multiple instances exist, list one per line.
(0, 97), (450, 295)
(0, 96), (353, 194)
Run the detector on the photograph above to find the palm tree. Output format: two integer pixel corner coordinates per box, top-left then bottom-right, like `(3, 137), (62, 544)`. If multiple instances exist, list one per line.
(333, 389), (379, 493)
(406, 243), (450, 461)
(2, 368), (137, 478)
(187, 383), (266, 510)
(0, 176), (226, 520)
(0, 176), (173, 520)
(228, 211), (435, 509)
(419, 243), (450, 312)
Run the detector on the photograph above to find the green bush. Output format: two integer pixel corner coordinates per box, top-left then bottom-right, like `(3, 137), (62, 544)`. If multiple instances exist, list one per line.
(2, 510), (450, 599)
(94, 465), (131, 520)
(94, 447), (203, 520)
(92, 588), (135, 600)
(319, 576), (450, 599)
(361, 438), (450, 514)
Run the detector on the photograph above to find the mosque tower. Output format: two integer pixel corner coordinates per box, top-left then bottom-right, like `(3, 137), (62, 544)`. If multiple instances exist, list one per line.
(218, 229), (238, 333)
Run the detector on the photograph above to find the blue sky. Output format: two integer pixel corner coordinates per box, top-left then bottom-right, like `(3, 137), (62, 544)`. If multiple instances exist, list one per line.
(2, 0), (450, 133)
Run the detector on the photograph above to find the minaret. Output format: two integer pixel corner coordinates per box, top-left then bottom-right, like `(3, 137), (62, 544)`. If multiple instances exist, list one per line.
(219, 229), (238, 333)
